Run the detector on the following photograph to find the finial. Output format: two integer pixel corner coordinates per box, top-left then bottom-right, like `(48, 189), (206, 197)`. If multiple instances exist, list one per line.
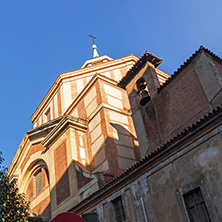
(89, 34), (99, 58)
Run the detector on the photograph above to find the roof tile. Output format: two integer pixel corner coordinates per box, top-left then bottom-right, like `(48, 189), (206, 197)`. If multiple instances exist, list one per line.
(118, 51), (162, 88)
(158, 46), (222, 92)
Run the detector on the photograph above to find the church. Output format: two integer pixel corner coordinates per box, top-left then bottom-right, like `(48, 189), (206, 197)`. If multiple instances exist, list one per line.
(8, 41), (222, 221)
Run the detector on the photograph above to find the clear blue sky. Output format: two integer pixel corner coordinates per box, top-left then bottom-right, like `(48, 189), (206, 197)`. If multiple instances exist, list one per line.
(0, 0), (222, 167)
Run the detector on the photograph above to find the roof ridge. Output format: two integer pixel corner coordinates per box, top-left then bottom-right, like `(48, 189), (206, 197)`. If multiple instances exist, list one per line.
(158, 46), (222, 92)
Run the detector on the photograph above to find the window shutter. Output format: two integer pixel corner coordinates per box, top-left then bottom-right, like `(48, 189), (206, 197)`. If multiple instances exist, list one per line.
(35, 170), (42, 196)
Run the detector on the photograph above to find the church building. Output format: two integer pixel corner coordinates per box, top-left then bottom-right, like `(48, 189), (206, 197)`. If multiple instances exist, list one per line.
(8, 42), (222, 222)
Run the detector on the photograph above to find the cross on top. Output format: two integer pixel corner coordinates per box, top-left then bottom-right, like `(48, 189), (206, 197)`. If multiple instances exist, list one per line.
(89, 34), (96, 45)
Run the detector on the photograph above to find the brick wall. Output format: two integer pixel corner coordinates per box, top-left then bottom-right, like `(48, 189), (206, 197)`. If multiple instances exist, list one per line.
(153, 64), (210, 144)
(21, 143), (45, 172)
(30, 196), (51, 219)
(126, 50), (222, 151)
(54, 141), (70, 205)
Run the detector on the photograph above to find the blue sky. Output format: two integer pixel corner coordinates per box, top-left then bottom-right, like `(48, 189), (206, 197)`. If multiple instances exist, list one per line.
(0, 0), (222, 167)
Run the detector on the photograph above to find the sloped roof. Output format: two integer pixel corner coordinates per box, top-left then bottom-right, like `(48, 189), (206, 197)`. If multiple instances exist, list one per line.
(158, 46), (222, 92)
(69, 104), (222, 213)
(118, 51), (162, 88)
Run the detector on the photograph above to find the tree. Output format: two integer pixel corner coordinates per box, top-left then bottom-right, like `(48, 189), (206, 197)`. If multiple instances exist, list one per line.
(0, 151), (30, 221)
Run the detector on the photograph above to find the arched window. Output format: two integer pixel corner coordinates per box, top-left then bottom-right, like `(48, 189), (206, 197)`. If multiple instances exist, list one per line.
(35, 170), (42, 196)
(136, 78), (146, 92)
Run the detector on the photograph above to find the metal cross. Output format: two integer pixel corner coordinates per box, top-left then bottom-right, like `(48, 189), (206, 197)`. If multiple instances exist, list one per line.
(89, 34), (96, 44)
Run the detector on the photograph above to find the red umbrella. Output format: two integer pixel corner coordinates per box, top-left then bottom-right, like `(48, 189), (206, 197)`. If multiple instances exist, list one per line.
(51, 212), (85, 222)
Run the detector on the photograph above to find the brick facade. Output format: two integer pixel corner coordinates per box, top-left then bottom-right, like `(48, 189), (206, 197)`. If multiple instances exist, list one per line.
(54, 141), (70, 205)
(65, 47), (222, 222)
(7, 52), (170, 220)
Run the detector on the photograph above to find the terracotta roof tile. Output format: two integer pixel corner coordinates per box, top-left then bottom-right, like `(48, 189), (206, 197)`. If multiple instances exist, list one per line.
(158, 46), (222, 92)
(118, 51), (162, 88)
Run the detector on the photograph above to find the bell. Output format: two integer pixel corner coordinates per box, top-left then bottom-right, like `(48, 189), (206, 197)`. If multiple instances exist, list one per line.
(140, 89), (150, 106)
(139, 82), (146, 91)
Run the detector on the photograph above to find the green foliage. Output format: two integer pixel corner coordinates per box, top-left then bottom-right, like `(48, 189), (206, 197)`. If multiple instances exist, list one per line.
(0, 151), (30, 221)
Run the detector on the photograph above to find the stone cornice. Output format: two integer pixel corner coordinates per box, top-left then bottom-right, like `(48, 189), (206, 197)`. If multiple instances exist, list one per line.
(7, 117), (62, 175)
(27, 116), (63, 136)
(41, 115), (88, 147)
(7, 133), (29, 175)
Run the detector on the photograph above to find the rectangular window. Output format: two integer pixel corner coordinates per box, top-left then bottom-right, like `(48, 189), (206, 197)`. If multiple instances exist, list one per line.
(45, 108), (51, 122)
(35, 170), (42, 196)
(28, 191), (31, 202)
(183, 187), (211, 222)
(112, 196), (126, 222)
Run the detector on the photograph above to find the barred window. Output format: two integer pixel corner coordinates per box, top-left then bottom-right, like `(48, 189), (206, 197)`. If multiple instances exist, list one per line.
(183, 187), (211, 222)
(35, 170), (42, 196)
(112, 196), (125, 222)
